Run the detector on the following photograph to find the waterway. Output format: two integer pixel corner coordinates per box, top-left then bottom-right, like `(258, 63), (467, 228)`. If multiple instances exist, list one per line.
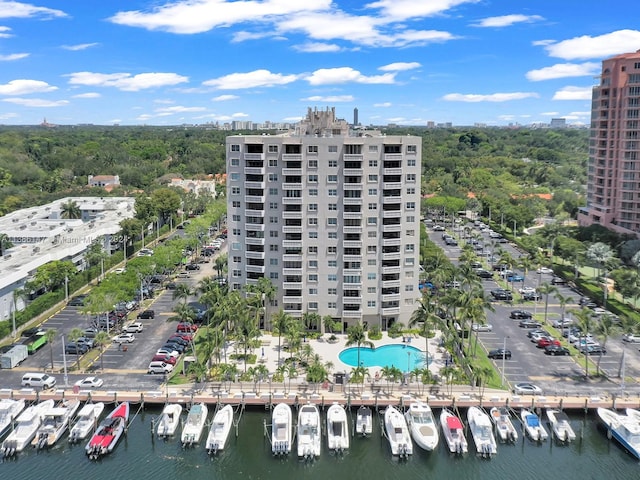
(1, 404), (638, 479)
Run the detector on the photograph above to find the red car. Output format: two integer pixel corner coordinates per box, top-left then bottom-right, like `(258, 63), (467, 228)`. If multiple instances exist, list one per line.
(151, 354), (177, 365)
(537, 337), (561, 348)
(170, 332), (194, 341)
(176, 322), (198, 333)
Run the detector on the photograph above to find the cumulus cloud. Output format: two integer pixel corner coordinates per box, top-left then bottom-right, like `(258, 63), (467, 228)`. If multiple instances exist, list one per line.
(0, 79), (57, 95)
(0, 1), (67, 19)
(540, 29), (640, 60)
(0, 53), (29, 61)
(203, 69), (298, 89)
(442, 92), (539, 102)
(2, 97), (68, 107)
(156, 105), (206, 113)
(540, 111), (560, 116)
(379, 62), (421, 72)
(61, 43), (99, 51)
(364, 0), (479, 21)
(552, 86), (592, 100)
(302, 95), (354, 102)
(526, 62), (600, 81)
(293, 42), (342, 53)
(0, 25), (12, 38)
(72, 92), (101, 98)
(66, 72), (189, 91)
(374, 102), (392, 107)
(306, 67), (395, 85)
(472, 14), (544, 28)
(212, 94), (239, 101)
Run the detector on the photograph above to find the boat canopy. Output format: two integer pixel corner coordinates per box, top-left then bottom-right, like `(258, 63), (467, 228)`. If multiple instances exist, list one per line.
(446, 416), (463, 430)
(526, 415), (540, 427)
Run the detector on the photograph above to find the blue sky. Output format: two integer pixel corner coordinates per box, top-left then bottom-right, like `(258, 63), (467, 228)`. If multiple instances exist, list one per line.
(0, 0), (639, 127)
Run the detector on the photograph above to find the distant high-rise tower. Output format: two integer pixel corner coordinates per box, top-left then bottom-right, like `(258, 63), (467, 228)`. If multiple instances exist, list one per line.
(353, 107), (359, 126)
(578, 50), (640, 235)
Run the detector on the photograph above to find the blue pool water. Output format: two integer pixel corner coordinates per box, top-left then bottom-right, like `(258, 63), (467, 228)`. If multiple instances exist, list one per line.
(339, 344), (427, 370)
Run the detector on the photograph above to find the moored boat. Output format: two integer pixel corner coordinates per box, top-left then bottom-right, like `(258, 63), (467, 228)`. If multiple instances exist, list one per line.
(356, 405), (372, 436)
(384, 405), (412, 457)
(85, 402), (129, 460)
(521, 409), (548, 442)
(404, 401), (439, 451)
(440, 408), (468, 454)
(467, 406), (497, 457)
(326, 403), (349, 452)
(598, 407), (640, 460)
(490, 407), (518, 443)
(69, 402), (105, 443)
(156, 403), (183, 438)
(546, 409), (576, 443)
(0, 399), (26, 440)
(206, 404), (233, 454)
(271, 403), (292, 455)
(297, 403), (321, 459)
(181, 402), (208, 447)
(33, 399), (80, 448)
(1, 399), (54, 457)
(626, 408), (640, 426)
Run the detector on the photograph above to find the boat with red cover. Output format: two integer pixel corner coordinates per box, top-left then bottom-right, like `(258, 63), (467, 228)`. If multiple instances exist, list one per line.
(85, 402), (129, 460)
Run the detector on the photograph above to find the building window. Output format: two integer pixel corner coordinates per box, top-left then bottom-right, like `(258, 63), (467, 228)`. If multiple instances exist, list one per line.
(328, 203), (337, 211)
(230, 173), (240, 180)
(368, 217), (377, 225)
(328, 302), (337, 309)
(367, 245), (376, 253)
(231, 144), (240, 152)
(269, 272), (279, 280)
(309, 231), (318, 239)
(231, 158), (240, 166)
(405, 258), (415, 266)
(328, 175), (338, 183)
(268, 187), (278, 195)
(406, 215), (415, 222)
(368, 188), (377, 195)
(268, 145), (278, 153)
(328, 232), (338, 239)
(268, 173), (278, 182)
(406, 202), (415, 210)
(233, 256), (241, 263)
(368, 174), (378, 182)
(308, 302), (318, 310)
(269, 159), (278, 167)
(328, 145), (338, 153)
(406, 229), (415, 236)
(406, 187), (415, 195)
(269, 216), (278, 224)
(368, 231), (377, 238)
(308, 160), (318, 168)
(328, 274), (337, 281)
(369, 146), (378, 153)
(406, 174), (416, 182)
(269, 202), (278, 209)
(231, 187), (240, 195)
(308, 274), (318, 282)
(407, 159), (416, 167)
(232, 214), (241, 221)
(232, 201), (241, 208)
(327, 246), (337, 254)
(328, 189), (337, 196)
(368, 259), (376, 266)
(308, 174), (318, 183)
(309, 260), (318, 268)
(367, 301), (376, 308)
(308, 145), (318, 153)
(308, 217), (318, 226)
(368, 203), (377, 210)
(308, 246), (318, 254)
(232, 242), (241, 250)
(405, 244), (415, 252)
(407, 145), (417, 153)
(309, 288), (318, 295)
(309, 203), (318, 212)
(328, 159), (338, 167)
(327, 218), (337, 225)
(269, 231), (279, 238)
(232, 269), (241, 277)
(270, 258), (278, 266)
(367, 273), (376, 280)
(367, 287), (376, 294)
(405, 285), (414, 292)
(328, 288), (337, 295)
(232, 228), (241, 235)
(269, 244), (279, 251)
(328, 260), (337, 267)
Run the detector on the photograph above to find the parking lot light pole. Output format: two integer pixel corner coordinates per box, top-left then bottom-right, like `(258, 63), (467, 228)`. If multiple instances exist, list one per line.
(501, 336), (508, 388)
(61, 334), (69, 387)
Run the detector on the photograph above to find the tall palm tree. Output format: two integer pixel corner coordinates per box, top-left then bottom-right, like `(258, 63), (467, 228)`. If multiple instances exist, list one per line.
(586, 242), (615, 279)
(60, 200), (81, 219)
(345, 321), (374, 367)
(68, 327), (84, 371)
(94, 331), (111, 372)
(0, 233), (13, 256)
(594, 314), (618, 376)
(537, 282), (557, 326)
(473, 365), (494, 398)
(45, 328), (57, 370)
(172, 283), (192, 305)
(271, 309), (293, 364)
(571, 307), (596, 378)
(409, 292), (443, 364)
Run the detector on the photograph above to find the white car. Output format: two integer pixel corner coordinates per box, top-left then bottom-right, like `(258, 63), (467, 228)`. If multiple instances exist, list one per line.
(471, 323), (493, 332)
(114, 267), (126, 274)
(623, 333), (640, 343)
(513, 383), (543, 396)
(74, 376), (104, 388)
(156, 348), (180, 358)
(536, 267), (553, 274)
(113, 333), (135, 343)
(518, 286), (537, 295)
(124, 322), (144, 333)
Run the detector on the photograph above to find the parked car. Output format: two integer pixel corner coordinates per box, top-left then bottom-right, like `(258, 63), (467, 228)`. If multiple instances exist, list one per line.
(185, 263), (201, 271)
(113, 333), (135, 344)
(537, 337), (561, 348)
(544, 345), (571, 356)
(65, 342), (89, 355)
(74, 376), (104, 388)
(124, 322), (144, 333)
(513, 383), (543, 395)
(519, 319), (542, 329)
(518, 286), (537, 295)
(148, 361), (174, 374)
(536, 267), (554, 274)
(137, 310), (155, 319)
(476, 269), (494, 279)
(162, 342), (185, 353)
(76, 337), (95, 349)
(471, 323), (493, 332)
(506, 274), (524, 283)
(510, 310), (532, 319)
(487, 348), (511, 359)
(167, 336), (189, 347)
(176, 322), (198, 333)
(580, 344), (607, 355)
(490, 289), (512, 301)
(151, 354), (177, 365)
(156, 347), (180, 358)
(170, 332), (194, 342)
(67, 295), (87, 306)
(522, 292), (541, 301)
(622, 333), (640, 343)
(551, 276), (567, 285)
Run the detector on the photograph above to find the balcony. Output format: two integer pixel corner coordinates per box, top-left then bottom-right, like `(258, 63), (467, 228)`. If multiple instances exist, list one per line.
(343, 212), (362, 220)
(283, 183), (303, 190)
(282, 211), (303, 219)
(282, 226), (302, 234)
(344, 154), (364, 161)
(382, 238), (401, 247)
(245, 223), (265, 232)
(244, 209), (265, 217)
(282, 197), (302, 204)
(282, 240), (303, 248)
(342, 310), (362, 318)
(381, 279), (400, 288)
(343, 240), (362, 248)
(243, 166), (265, 175)
(381, 293), (401, 302)
(244, 195), (265, 203)
(245, 264), (266, 274)
(343, 168), (363, 176)
(343, 197), (363, 205)
(382, 196), (402, 204)
(344, 183), (363, 189)
(384, 154), (403, 161)
(283, 268), (303, 276)
(383, 182), (402, 189)
(382, 224), (402, 233)
(282, 282), (303, 290)
(244, 181), (265, 189)
(245, 251), (265, 260)
(382, 266), (401, 275)
(283, 305), (303, 315)
(380, 306), (400, 315)
(282, 168), (302, 176)
(282, 154), (302, 161)
(245, 237), (265, 246)
(243, 153), (264, 161)
(282, 254), (303, 262)
(383, 210), (401, 218)
(383, 168), (403, 175)
(343, 226), (363, 234)
(283, 296), (303, 304)
(382, 252), (401, 260)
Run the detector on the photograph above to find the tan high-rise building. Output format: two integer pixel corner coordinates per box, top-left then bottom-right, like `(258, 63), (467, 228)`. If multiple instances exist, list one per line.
(579, 50), (640, 234)
(225, 107), (422, 332)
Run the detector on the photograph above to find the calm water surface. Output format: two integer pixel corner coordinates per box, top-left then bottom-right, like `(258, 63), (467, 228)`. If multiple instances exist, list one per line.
(1, 404), (638, 480)
(339, 345), (425, 369)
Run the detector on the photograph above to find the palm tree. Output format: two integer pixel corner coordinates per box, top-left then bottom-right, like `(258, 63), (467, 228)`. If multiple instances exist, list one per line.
(537, 282), (557, 326)
(594, 314), (618, 376)
(345, 321), (374, 367)
(60, 200), (81, 219)
(571, 307), (596, 378)
(517, 255), (535, 289)
(94, 331), (111, 372)
(271, 309), (293, 365)
(0, 233), (13, 256)
(286, 364), (298, 394)
(349, 366), (368, 396)
(68, 327), (84, 371)
(172, 283), (192, 305)
(409, 292), (443, 364)
(473, 365), (494, 399)
(45, 328), (57, 370)
(214, 254), (227, 278)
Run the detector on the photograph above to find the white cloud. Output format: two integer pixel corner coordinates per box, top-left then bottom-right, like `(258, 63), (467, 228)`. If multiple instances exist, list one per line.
(526, 62), (599, 81)
(293, 42), (342, 53)
(0, 79), (57, 95)
(2, 97), (68, 107)
(379, 62), (421, 72)
(0, 112), (18, 120)
(472, 14), (544, 28)
(442, 92), (539, 102)
(153, 99), (175, 104)
(212, 94), (239, 101)
(540, 111), (559, 116)
(498, 114), (516, 121)
(156, 105), (206, 113)
(203, 69), (298, 89)
(364, 0), (479, 21)
(0, 53), (29, 61)
(541, 29), (640, 60)
(72, 92), (101, 98)
(231, 31), (272, 43)
(61, 43), (99, 51)
(232, 112), (249, 118)
(302, 95), (354, 102)
(0, 25), (12, 38)
(66, 72), (189, 91)
(569, 111), (590, 116)
(552, 86), (592, 100)
(374, 102), (392, 107)
(306, 67), (395, 85)
(0, 1), (67, 19)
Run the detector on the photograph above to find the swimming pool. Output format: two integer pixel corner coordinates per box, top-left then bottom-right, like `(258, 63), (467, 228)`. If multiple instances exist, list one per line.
(338, 344), (428, 370)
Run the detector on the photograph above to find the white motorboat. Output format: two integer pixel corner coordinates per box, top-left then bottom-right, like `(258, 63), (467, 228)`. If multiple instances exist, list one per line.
(326, 403), (349, 452)
(0, 399), (26, 439)
(521, 409), (548, 442)
(297, 403), (321, 459)
(356, 405), (372, 436)
(271, 403), (292, 455)
(384, 405), (413, 457)
(33, 399), (80, 448)
(69, 402), (105, 443)
(546, 409), (576, 443)
(598, 408), (640, 460)
(490, 407), (518, 443)
(467, 406), (497, 457)
(440, 408), (468, 454)
(206, 404), (234, 454)
(1, 399), (54, 456)
(626, 408), (640, 426)
(157, 403), (183, 438)
(404, 401), (439, 451)
(181, 402), (208, 447)
(86, 402), (130, 459)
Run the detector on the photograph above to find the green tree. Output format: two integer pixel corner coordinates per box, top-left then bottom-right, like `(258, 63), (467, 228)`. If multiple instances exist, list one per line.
(68, 327), (84, 371)
(45, 328), (57, 370)
(537, 283), (557, 326)
(151, 187), (182, 225)
(60, 199), (81, 219)
(94, 331), (111, 372)
(0, 233), (13, 256)
(271, 309), (294, 365)
(345, 321), (374, 367)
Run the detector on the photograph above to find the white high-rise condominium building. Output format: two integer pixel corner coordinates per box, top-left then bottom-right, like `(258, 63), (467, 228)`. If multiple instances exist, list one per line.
(226, 107), (422, 332)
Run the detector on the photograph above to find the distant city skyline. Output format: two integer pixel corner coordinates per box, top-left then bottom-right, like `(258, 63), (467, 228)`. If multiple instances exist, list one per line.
(1, 1), (639, 126)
